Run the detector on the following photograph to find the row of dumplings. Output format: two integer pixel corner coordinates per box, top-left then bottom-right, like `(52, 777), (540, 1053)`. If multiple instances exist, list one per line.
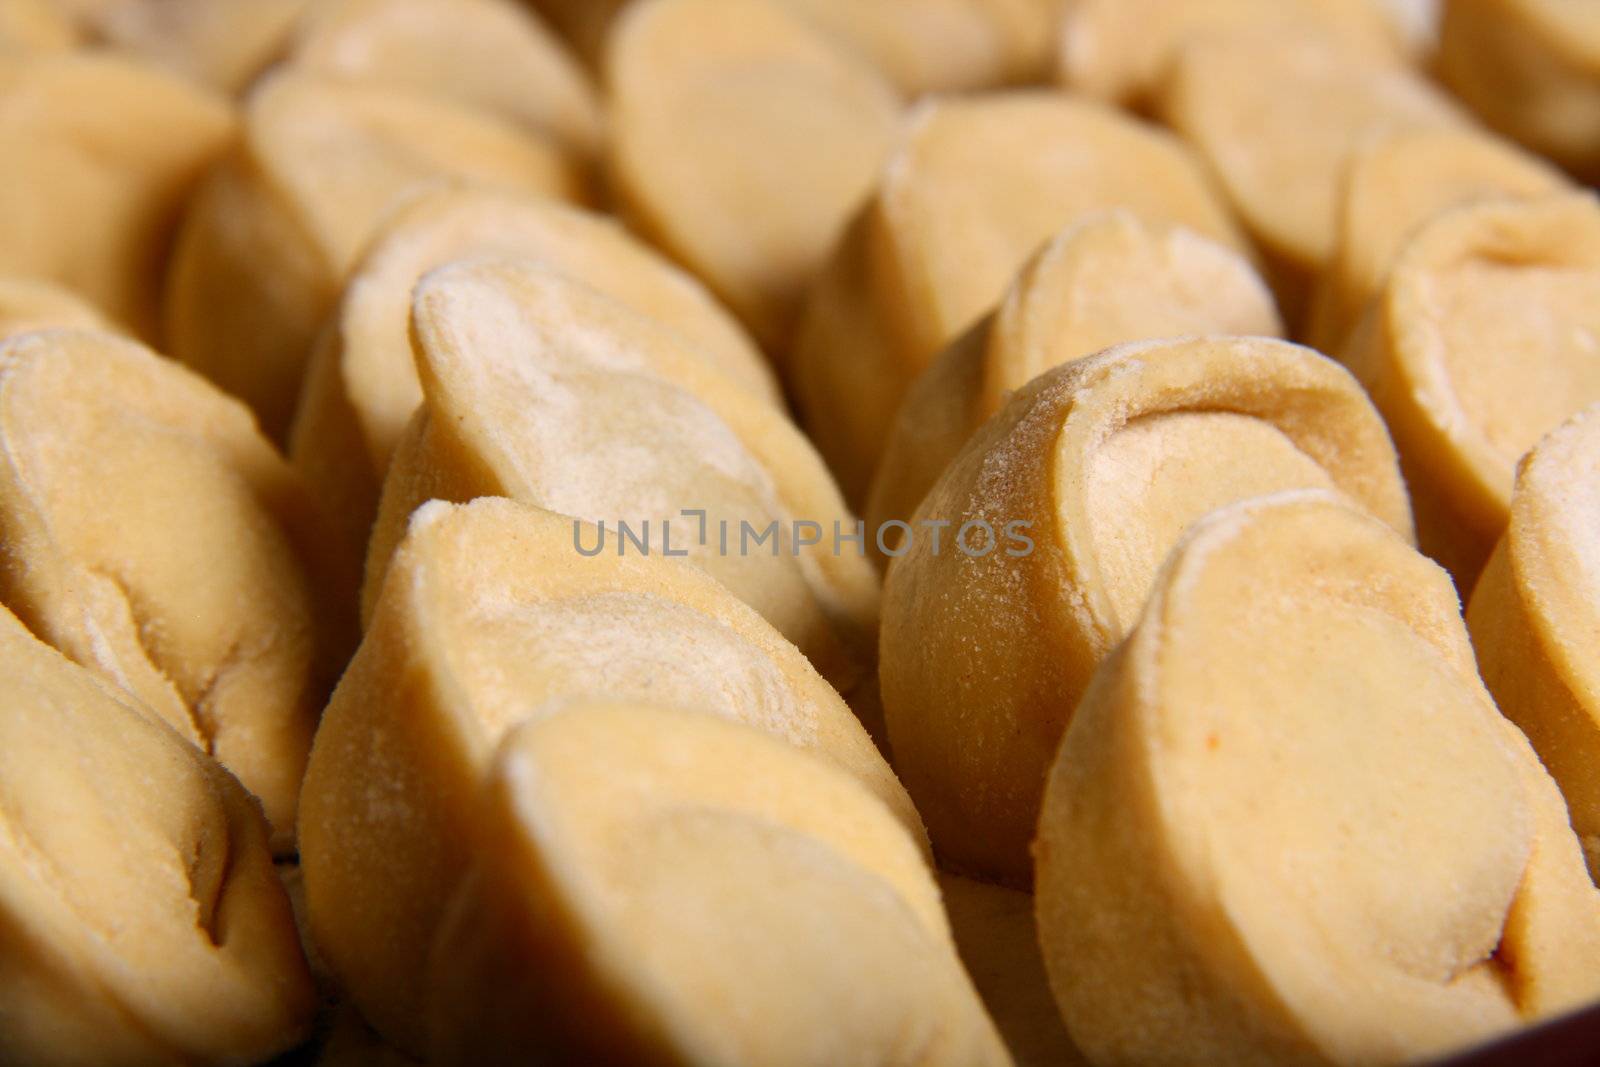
(0, 0), (1597, 1064)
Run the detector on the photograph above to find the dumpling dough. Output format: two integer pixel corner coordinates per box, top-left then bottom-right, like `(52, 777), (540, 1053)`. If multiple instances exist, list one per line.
(0, 329), (350, 851)
(792, 92), (1244, 503)
(0, 276), (114, 338)
(286, 0), (601, 158)
(0, 53), (232, 340)
(164, 71), (583, 440)
(302, 498), (916, 1052)
(1439, 0), (1600, 183)
(868, 211), (1281, 539)
(64, 0), (308, 92)
(764, 0), (1051, 94)
(1341, 191), (1600, 588)
(1306, 126), (1568, 354)
(880, 336), (1413, 883)
(366, 258), (879, 696)
(533, 0), (1048, 90)
(1036, 492), (1600, 1066)
(0, 601), (314, 1065)
(289, 186), (779, 592)
(427, 703), (1007, 1067)
(1469, 404), (1600, 882)
(0, 0), (75, 52)
(1056, 0), (1406, 107)
(1159, 33), (1463, 320)
(938, 873), (1086, 1067)
(606, 0), (900, 348)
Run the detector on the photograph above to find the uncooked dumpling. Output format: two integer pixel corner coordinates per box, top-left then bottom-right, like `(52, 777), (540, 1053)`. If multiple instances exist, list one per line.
(0, 0), (75, 51)
(1056, 0), (1405, 107)
(868, 211), (1281, 539)
(1469, 404), (1600, 882)
(0, 52), (232, 340)
(164, 71), (582, 439)
(1160, 33), (1463, 319)
(302, 498), (916, 1052)
(289, 186), (779, 592)
(287, 0), (601, 157)
(1439, 0), (1600, 183)
(1341, 191), (1600, 588)
(427, 703), (1006, 1066)
(75, 0), (308, 92)
(792, 92), (1244, 503)
(880, 336), (1413, 883)
(0, 276), (114, 337)
(1036, 491), (1600, 1065)
(0, 601), (314, 1065)
(0, 329), (350, 851)
(366, 258), (879, 695)
(1306, 126), (1568, 353)
(606, 0), (900, 348)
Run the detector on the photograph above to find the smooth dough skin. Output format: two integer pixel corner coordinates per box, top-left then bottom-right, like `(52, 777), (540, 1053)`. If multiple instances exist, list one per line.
(867, 211), (1282, 539)
(532, 0), (1047, 91)
(1159, 33), (1463, 320)
(73, 0), (307, 93)
(1055, 0), (1406, 107)
(0, 276), (113, 338)
(302, 498), (920, 1053)
(0, 602), (314, 1066)
(1036, 493), (1600, 1066)
(366, 258), (879, 697)
(771, 0), (1053, 94)
(163, 71), (583, 441)
(1438, 0), (1600, 183)
(0, 52), (232, 340)
(1305, 126), (1569, 354)
(1340, 191), (1600, 590)
(938, 873), (1086, 1067)
(289, 186), (779, 597)
(1469, 405), (1600, 882)
(0, 0), (75, 52)
(792, 92), (1243, 505)
(286, 0), (601, 159)
(0, 329), (350, 852)
(428, 704), (1008, 1067)
(605, 0), (901, 349)
(880, 336), (1414, 884)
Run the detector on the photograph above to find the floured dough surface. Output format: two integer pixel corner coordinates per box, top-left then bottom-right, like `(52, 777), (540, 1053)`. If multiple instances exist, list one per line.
(427, 704), (1005, 1067)
(1352, 191), (1600, 583)
(1420, 261), (1600, 467)
(373, 259), (878, 692)
(0, 602), (313, 1065)
(868, 212), (1281, 536)
(0, 329), (331, 849)
(1037, 493), (1600, 1065)
(1469, 405), (1600, 883)
(606, 0), (899, 344)
(982, 212), (1281, 419)
(1307, 127), (1566, 352)
(879, 336), (1412, 882)
(302, 499), (902, 1053)
(412, 266), (816, 635)
(443, 591), (810, 746)
(1084, 410), (1337, 624)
